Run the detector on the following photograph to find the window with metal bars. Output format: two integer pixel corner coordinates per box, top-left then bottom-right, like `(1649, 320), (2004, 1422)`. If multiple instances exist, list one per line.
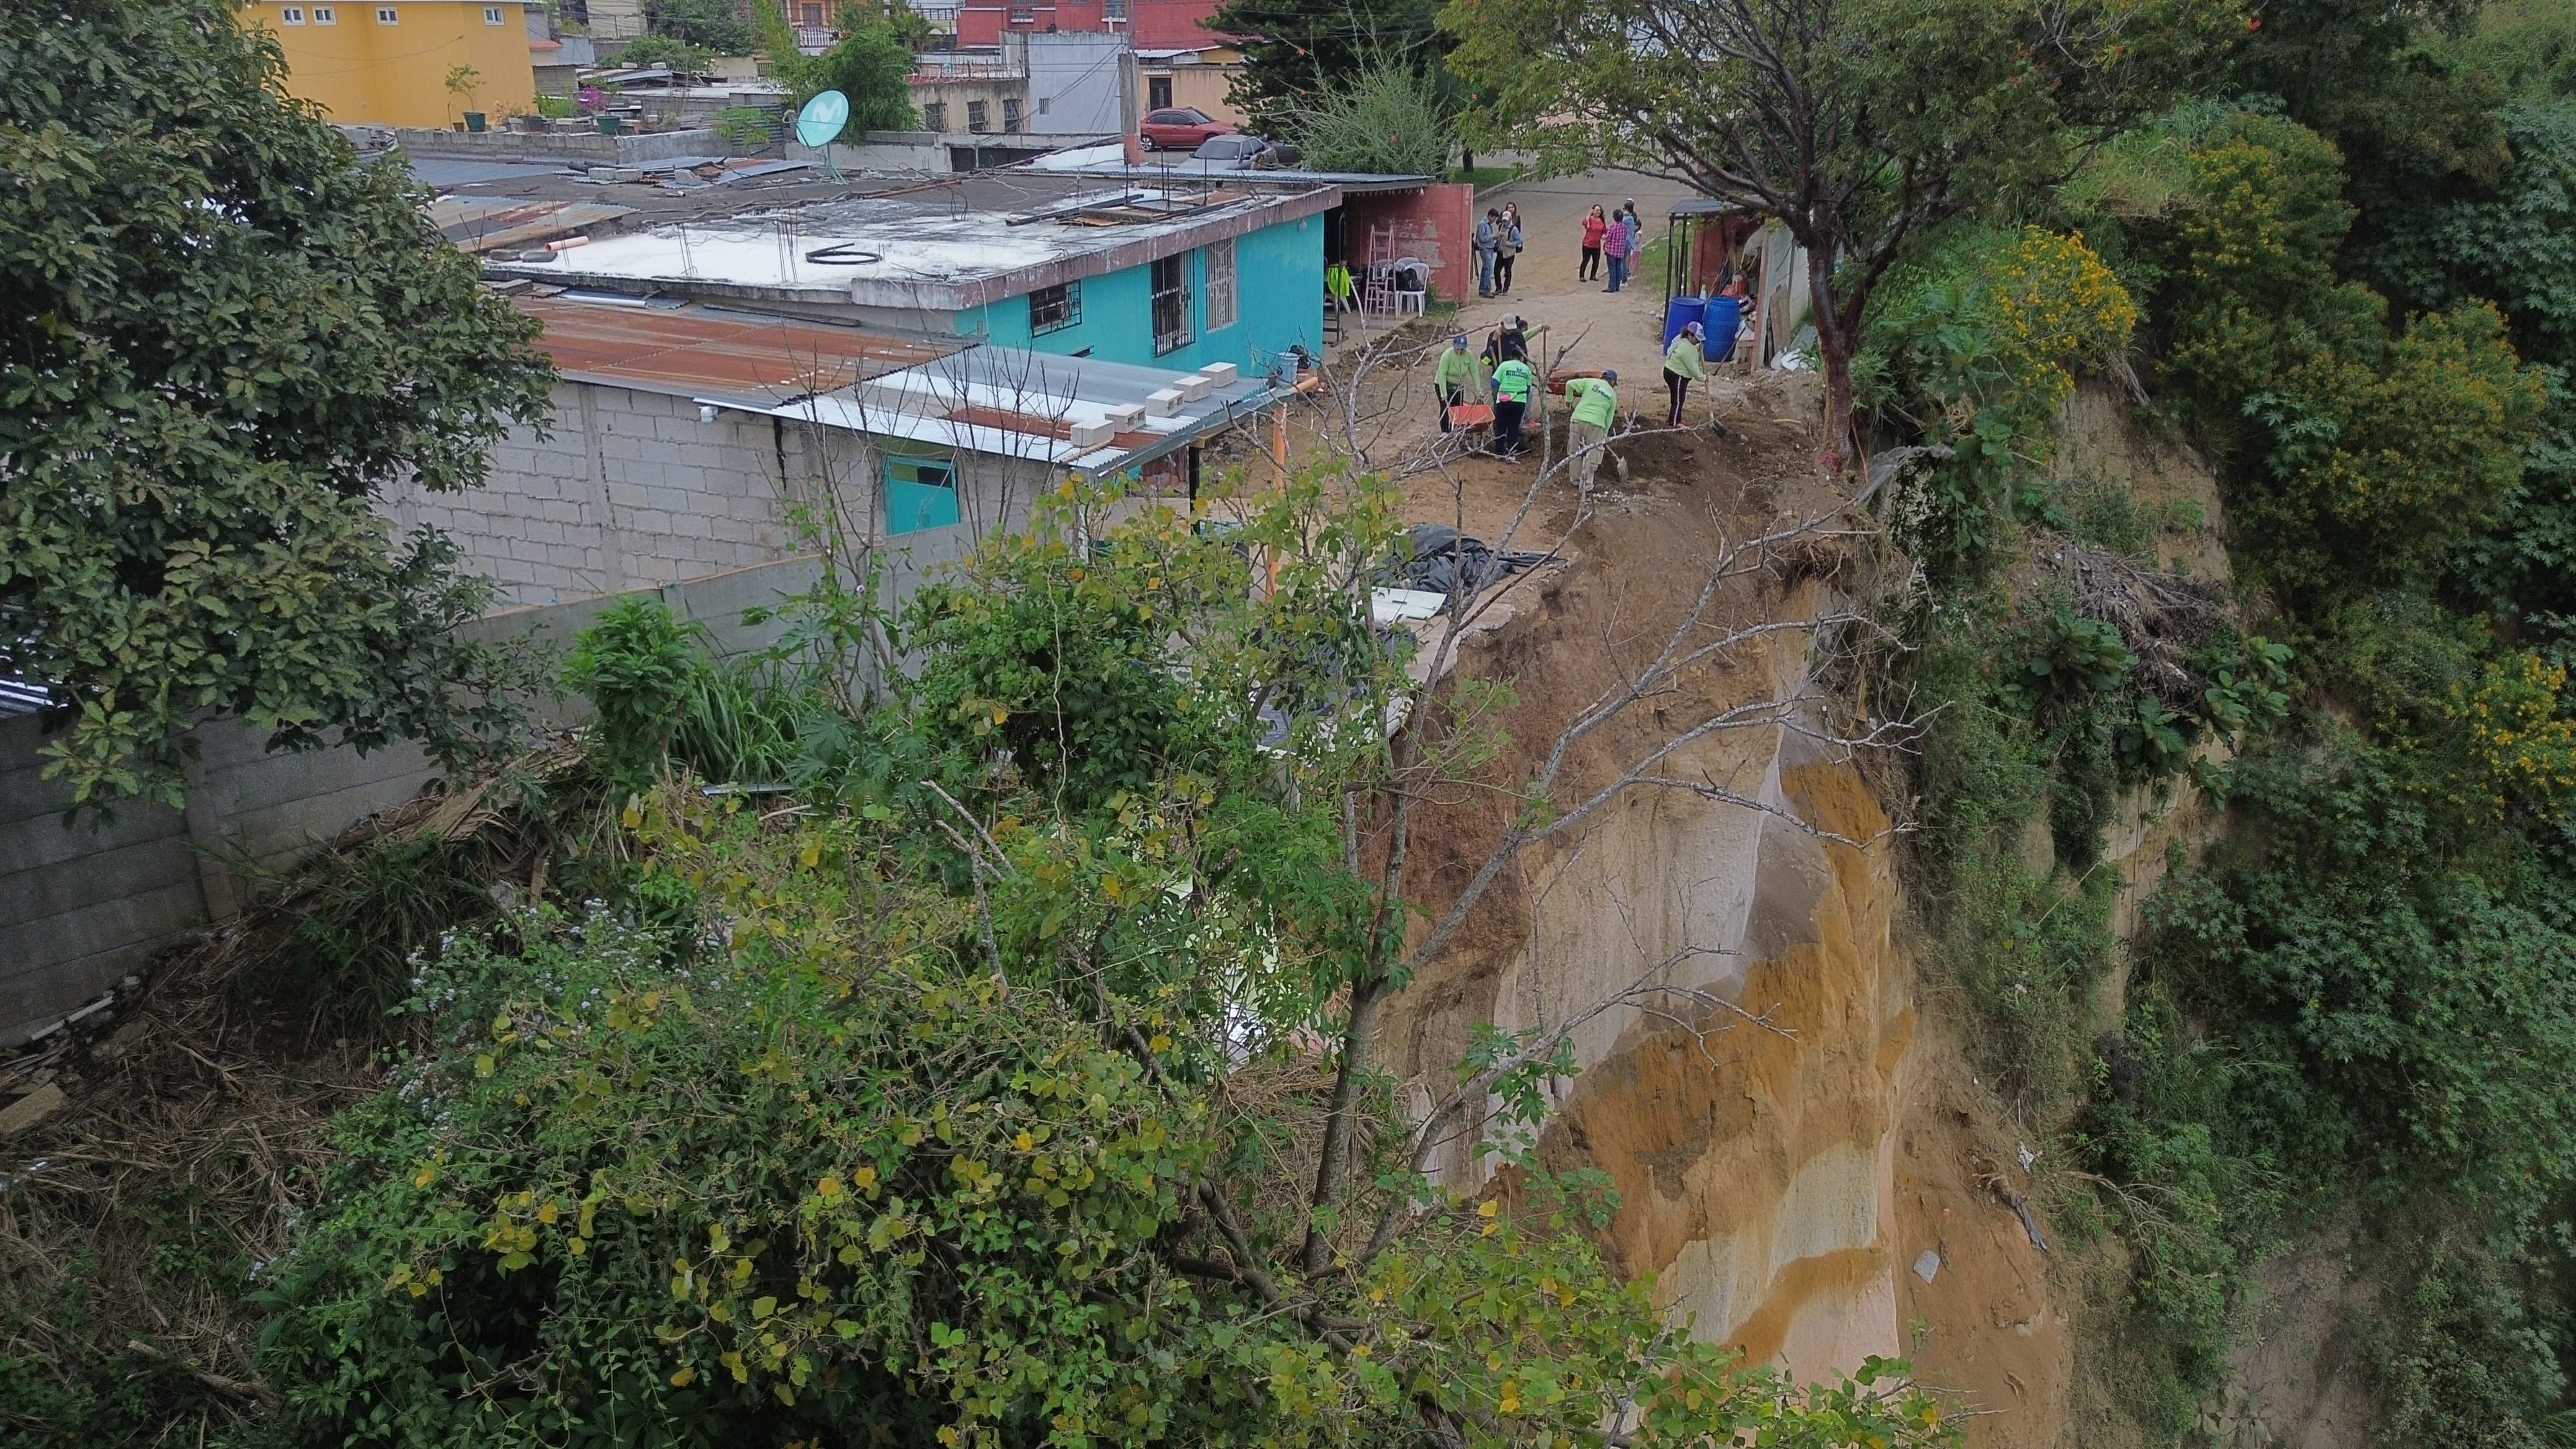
(1202, 239), (1236, 331)
(1028, 281), (1079, 336)
(1151, 254), (1191, 355)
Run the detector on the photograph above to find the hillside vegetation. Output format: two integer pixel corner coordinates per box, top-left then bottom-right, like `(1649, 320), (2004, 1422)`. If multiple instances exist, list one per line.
(9, 0), (2576, 1444)
(1867, 6), (2576, 1440)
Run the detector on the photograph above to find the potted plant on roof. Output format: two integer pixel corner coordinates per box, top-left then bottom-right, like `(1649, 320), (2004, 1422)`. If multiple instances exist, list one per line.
(446, 64), (487, 132)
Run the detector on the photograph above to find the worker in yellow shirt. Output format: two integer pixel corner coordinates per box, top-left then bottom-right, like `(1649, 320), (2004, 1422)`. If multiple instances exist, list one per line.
(1563, 368), (1619, 493)
(1664, 320), (1707, 427)
(1433, 332), (1488, 435)
(1491, 355), (1536, 460)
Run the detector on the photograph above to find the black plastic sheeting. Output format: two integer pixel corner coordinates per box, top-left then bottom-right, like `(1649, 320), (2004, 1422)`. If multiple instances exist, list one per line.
(1384, 524), (1549, 600)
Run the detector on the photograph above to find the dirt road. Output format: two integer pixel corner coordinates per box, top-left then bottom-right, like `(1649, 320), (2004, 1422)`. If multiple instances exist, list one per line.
(1455, 171), (1708, 396)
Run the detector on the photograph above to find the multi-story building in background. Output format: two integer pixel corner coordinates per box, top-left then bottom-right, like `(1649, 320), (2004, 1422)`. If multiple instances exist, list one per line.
(954, 0), (1222, 53)
(241, 0), (539, 128)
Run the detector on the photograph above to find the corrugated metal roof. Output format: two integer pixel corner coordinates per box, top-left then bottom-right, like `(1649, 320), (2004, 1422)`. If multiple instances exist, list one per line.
(520, 296), (966, 405)
(773, 347), (1285, 473)
(433, 195), (631, 249)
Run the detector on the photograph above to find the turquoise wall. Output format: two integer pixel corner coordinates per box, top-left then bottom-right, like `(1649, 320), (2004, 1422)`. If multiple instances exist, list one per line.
(951, 214), (1321, 376)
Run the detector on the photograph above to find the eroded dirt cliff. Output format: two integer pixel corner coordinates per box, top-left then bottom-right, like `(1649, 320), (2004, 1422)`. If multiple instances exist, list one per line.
(1380, 378), (2247, 1445)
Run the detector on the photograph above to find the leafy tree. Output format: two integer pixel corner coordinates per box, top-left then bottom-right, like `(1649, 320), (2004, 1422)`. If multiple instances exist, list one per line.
(1443, 0), (2232, 472)
(643, 0), (753, 55)
(255, 482), (1953, 1448)
(0, 0), (553, 810)
(2449, 0), (2576, 102)
(2228, 0), (2510, 283)
(780, 23), (918, 126)
(2358, 97), (2576, 656)
(1282, 59), (1454, 176)
(2137, 111), (2544, 596)
(2376, 101), (2576, 373)
(1204, 0), (1452, 133)
(842, 0), (936, 52)
(614, 32), (719, 71)
(714, 104), (785, 150)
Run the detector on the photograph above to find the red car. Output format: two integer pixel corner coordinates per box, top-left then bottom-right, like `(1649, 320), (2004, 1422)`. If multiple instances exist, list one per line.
(1139, 107), (1235, 151)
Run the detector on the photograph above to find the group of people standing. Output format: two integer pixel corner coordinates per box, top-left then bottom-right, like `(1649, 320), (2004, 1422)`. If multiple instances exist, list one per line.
(1473, 204), (1525, 298)
(1580, 200), (1643, 292)
(1430, 193), (1727, 482)
(1475, 197), (1647, 298)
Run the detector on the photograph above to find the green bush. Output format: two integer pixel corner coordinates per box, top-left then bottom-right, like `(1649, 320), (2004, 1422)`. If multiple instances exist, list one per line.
(612, 33), (718, 72)
(712, 105), (778, 150)
(1858, 225), (2138, 583)
(903, 506), (1253, 813)
(256, 834), (501, 1027)
(2121, 108), (2547, 599)
(2369, 1228), (2573, 1449)
(1283, 60), (1455, 176)
(2151, 744), (2576, 1204)
(249, 875), (1207, 1444)
(1910, 616), (2114, 1105)
(563, 596), (704, 796)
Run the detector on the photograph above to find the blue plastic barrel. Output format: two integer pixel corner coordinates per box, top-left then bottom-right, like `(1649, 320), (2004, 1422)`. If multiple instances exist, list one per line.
(1662, 296), (1707, 351)
(1701, 297), (1743, 361)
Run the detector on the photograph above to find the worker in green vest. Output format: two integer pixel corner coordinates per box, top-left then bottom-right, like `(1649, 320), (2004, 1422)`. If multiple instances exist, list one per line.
(1563, 368), (1619, 492)
(1663, 319), (1707, 427)
(1433, 332), (1487, 435)
(1491, 354), (1536, 460)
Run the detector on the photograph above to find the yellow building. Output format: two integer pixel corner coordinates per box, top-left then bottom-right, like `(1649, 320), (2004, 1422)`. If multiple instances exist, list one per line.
(242, 0), (537, 129)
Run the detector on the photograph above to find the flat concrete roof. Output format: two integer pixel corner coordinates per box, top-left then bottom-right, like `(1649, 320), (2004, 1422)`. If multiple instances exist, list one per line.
(483, 176), (1339, 311)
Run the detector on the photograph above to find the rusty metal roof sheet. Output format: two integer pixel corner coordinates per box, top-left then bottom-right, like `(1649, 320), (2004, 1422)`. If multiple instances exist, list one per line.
(519, 296), (967, 406)
(433, 196), (632, 251)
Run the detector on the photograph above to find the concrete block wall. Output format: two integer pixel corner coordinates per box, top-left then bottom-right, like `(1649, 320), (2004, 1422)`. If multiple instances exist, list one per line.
(392, 126), (724, 164)
(383, 382), (814, 607)
(381, 377), (1086, 623)
(0, 715), (433, 1048)
(0, 556), (822, 1048)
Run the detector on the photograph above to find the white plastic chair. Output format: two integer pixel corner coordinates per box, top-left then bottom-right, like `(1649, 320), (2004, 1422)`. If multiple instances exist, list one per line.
(1390, 256), (1429, 317)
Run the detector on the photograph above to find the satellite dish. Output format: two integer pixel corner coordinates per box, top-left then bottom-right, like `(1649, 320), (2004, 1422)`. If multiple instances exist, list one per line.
(795, 90), (850, 149)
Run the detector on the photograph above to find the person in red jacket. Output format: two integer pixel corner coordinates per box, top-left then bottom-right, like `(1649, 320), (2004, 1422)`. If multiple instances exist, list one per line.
(1578, 205), (1607, 282)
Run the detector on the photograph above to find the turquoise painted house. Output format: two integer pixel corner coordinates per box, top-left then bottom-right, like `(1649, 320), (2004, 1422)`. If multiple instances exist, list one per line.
(950, 210), (1325, 379)
(490, 175), (1339, 381)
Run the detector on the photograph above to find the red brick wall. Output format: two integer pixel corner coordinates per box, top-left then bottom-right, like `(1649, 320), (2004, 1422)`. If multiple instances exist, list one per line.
(1342, 183), (1475, 303)
(956, 0), (1230, 50)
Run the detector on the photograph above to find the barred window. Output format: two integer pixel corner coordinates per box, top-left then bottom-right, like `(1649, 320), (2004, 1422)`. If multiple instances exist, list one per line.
(1151, 254), (1191, 355)
(1202, 238), (1236, 332)
(1029, 281), (1080, 336)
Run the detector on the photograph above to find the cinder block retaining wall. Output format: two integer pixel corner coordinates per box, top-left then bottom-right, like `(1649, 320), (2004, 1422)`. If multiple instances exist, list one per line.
(0, 555), (820, 1047)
